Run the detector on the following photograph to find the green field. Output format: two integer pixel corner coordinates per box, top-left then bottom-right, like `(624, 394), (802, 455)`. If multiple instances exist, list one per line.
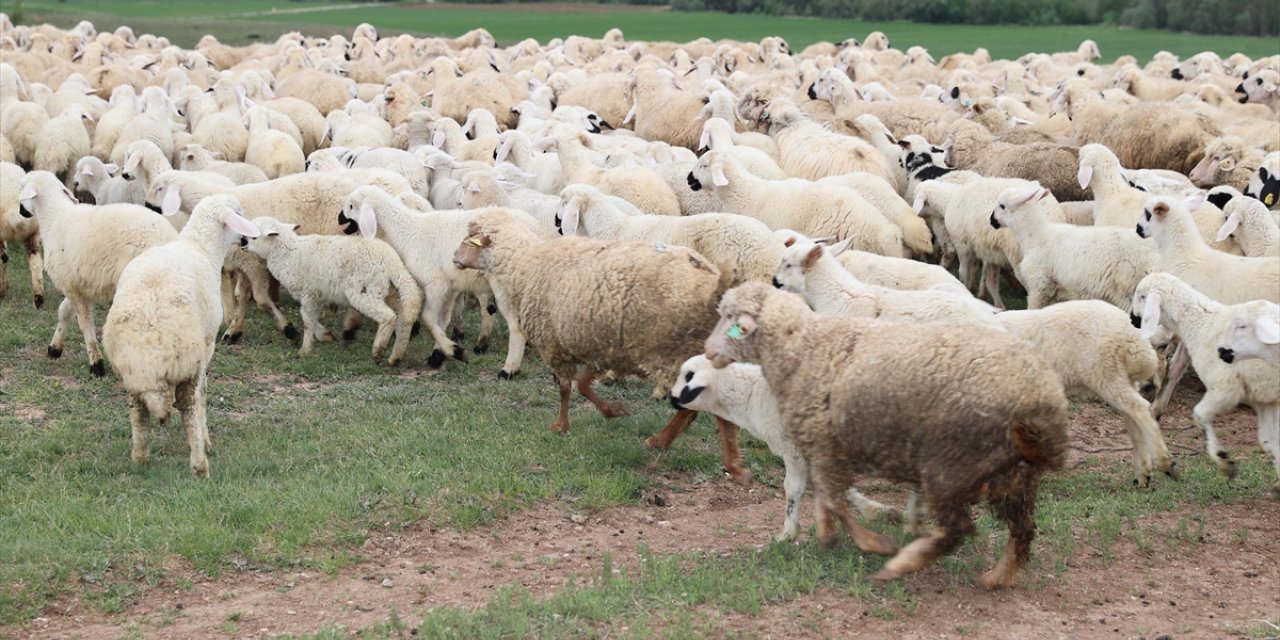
(15, 0), (1280, 61)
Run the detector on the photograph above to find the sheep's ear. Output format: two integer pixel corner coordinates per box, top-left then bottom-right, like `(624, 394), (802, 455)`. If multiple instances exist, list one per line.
(1077, 163), (1093, 189)
(731, 313), (757, 338)
(1256, 315), (1280, 345)
(102, 162), (119, 175)
(1011, 116), (1032, 126)
(827, 237), (854, 256)
(1151, 201), (1170, 218)
(710, 165), (729, 187)
(224, 211), (260, 238)
(357, 203), (377, 239)
(123, 151), (142, 175)
(560, 198), (580, 236)
(896, 139), (912, 151)
(60, 184), (76, 202)
(82, 164), (96, 177)
(1216, 211), (1241, 242)
(432, 129), (446, 148)
(912, 191), (926, 214)
(810, 235), (837, 245)
(1218, 156), (1235, 172)
(1139, 292), (1162, 340)
(698, 128), (710, 151)
(1036, 187), (1051, 201)
(161, 184), (182, 216)
(1006, 188), (1039, 211)
(1183, 190), (1207, 212)
(623, 102), (637, 125)
(18, 184), (38, 202)
(801, 244), (824, 269)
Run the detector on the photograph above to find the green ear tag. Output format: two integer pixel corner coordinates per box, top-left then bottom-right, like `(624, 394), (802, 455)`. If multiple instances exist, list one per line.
(727, 324), (744, 339)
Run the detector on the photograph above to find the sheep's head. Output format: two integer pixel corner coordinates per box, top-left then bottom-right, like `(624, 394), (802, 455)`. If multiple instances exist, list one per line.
(1189, 137), (1244, 186)
(1130, 273), (1182, 343)
(1246, 162), (1279, 207)
(1235, 70), (1278, 104)
(17, 171), (76, 218)
(772, 239), (847, 294)
(669, 355), (719, 412)
(145, 179), (185, 216)
(453, 220), (494, 271)
(704, 283), (769, 368)
(1136, 193), (1207, 240)
(687, 151), (730, 192)
(1218, 301), (1280, 364)
(990, 184), (1050, 230)
(244, 216), (296, 257)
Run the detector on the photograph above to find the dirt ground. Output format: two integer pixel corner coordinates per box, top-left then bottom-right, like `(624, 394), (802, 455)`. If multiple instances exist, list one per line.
(16, 392), (1280, 640)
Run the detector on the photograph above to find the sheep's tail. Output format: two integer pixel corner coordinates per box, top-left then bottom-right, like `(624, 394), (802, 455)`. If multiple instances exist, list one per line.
(141, 390), (171, 423)
(1010, 417), (1067, 471)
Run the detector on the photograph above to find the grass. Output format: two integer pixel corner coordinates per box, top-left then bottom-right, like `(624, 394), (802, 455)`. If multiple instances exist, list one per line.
(1, 243), (1277, 636)
(16, 0), (1280, 60)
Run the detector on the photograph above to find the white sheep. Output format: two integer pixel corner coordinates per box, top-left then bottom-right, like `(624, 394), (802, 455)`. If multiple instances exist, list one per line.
(689, 150), (906, 257)
(245, 215), (421, 365)
(1217, 195), (1279, 257)
(244, 106), (305, 179)
(17, 171), (178, 376)
(1217, 300), (1280, 366)
(101, 195), (261, 477)
(544, 125), (682, 216)
(773, 229), (967, 294)
(33, 104), (93, 186)
(72, 156), (144, 205)
(1134, 273), (1279, 497)
(0, 161), (43, 308)
(176, 144), (269, 185)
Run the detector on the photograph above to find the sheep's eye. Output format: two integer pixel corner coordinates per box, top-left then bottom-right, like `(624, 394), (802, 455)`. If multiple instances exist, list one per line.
(1257, 78), (1264, 85)
(684, 371), (694, 382)
(999, 204), (1005, 210)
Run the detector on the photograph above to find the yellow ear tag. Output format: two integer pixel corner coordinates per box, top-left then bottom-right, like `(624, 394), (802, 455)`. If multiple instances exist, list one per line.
(467, 236), (485, 247)
(726, 324), (744, 339)
(1266, 193), (1276, 205)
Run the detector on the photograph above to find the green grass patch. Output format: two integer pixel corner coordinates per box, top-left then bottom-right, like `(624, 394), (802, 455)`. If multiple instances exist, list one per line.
(16, 0), (1280, 60)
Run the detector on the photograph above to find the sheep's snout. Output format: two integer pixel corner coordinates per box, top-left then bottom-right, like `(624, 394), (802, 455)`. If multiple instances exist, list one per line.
(771, 277), (783, 288)
(669, 384), (704, 410)
(989, 212), (1001, 229)
(1218, 347), (1235, 363)
(1235, 83), (1248, 103)
(1135, 223), (1146, 239)
(806, 83), (817, 100)
(686, 172), (702, 191)
(145, 202), (162, 214)
(238, 236), (249, 248)
(1130, 313), (1142, 328)
(1171, 68), (1184, 80)
(18, 203), (33, 218)
(336, 209), (359, 235)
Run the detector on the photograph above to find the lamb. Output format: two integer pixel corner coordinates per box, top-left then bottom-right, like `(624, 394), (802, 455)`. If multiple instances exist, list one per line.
(495, 130), (563, 195)
(772, 239), (999, 327)
(245, 216), (421, 366)
(427, 57), (520, 130)
(989, 184), (1158, 311)
(688, 151), (906, 257)
(626, 66), (707, 150)
(452, 208), (753, 485)
(557, 183), (781, 288)
(942, 118), (1087, 202)
(698, 117), (786, 180)
(544, 125), (682, 216)
(109, 86), (177, 166)
(1217, 196), (1280, 257)
(1134, 273), (1280, 497)
(1244, 152), (1279, 210)
(90, 85), (139, 160)
(342, 147), (430, 200)
(101, 195), (261, 477)
(748, 98), (896, 186)
(815, 172), (933, 257)
(177, 143), (269, 185)
(775, 229), (967, 294)
(72, 156), (144, 205)
(1, 63), (51, 167)
(1218, 300), (1280, 367)
(702, 282), (1068, 588)
(1235, 69), (1279, 112)
(1136, 193), (1280, 306)
(668, 355), (903, 541)
(32, 104), (93, 186)
(995, 300), (1175, 486)
(0, 162), (43, 308)
(17, 171), (178, 376)
(244, 106), (305, 179)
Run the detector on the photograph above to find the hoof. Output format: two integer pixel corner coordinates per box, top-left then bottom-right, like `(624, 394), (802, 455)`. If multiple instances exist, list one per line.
(427, 348), (446, 369)
(726, 466), (752, 487)
(644, 435), (672, 450)
(817, 533), (840, 550)
(410, 321), (421, 338)
(283, 324), (300, 341)
(342, 328), (358, 343)
(869, 568), (902, 583)
(497, 369), (516, 380)
(473, 340), (489, 355)
(599, 402), (629, 419)
(486, 302), (498, 315)
(221, 332), (242, 345)
(450, 326), (465, 341)
(1164, 461), (1180, 480)
(90, 360), (106, 377)
(451, 345), (468, 363)
(47, 345), (63, 359)
(1216, 451), (1237, 480)
(191, 462), (210, 478)
(33, 294), (44, 310)
(547, 421), (569, 434)
(979, 569), (1015, 590)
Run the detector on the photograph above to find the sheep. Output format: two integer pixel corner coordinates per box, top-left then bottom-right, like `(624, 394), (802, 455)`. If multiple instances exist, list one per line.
(557, 183), (781, 288)
(244, 106), (305, 179)
(626, 66), (707, 150)
(668, 355), (903, 541)
(342, 147), (430, 200)
(90, 84), (139, 161)
(453, 207), (753, 485)
(32, 104), (92, 186)
(1244, 152), (1279, 210)
(176, 144), (269, 185)
(698, 117), (786, 180)
(1134, 273), (1280, 497)
(109, 86), (177, 166)
(245, 216), (421, 366)
(190, 79), (249, 163)
(1189, 136), (1266, 192)
(1235, 69), (1279, 112)
(747, 98), (896, 186)
(815, 172), (933, 257)
(1, 63), (51, 167)
(688, 150), (906, 257)
(427, 57), (520, 130)
(0, 161), (43, 308)
(989, 184), (1158, 311)
(1136, 194), (1280, 306)
(72, 156), (143, 205)
(101, 195), (261, 477)
(996, 300), (1175, 486)
(1218, 300), (1280, 367)
(17, 171), (178, 376)
(772, 239), (999, 327)
(495, 130), (563, 194)
(1217, 196), (1280, 257)
(544, 125), (682, 216)
(702, 282), (1068, 588)
(775, 229), (967, 294)
(942, 118), (1087, 202)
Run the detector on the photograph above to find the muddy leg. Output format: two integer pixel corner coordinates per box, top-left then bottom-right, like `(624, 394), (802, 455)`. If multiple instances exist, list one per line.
(548, 370), (574, 433)
(980, 466), (1040, 589)
(716, 416), (751, 486)
(576, 367), (628, 418)
(644, 409), (696, 449)
(871, 505), (971, 581)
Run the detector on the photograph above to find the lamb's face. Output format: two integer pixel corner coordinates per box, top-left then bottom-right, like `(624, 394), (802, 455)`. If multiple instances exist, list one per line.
(773, 243), (820, 294)
(243, 217), (292, 256)
(1218, 302), (1280, 364)
(669, 355), (716, 411)
(1235, 71), (1277, 104)
(452, 224), (492, 271)
(687, 153), (728, 192)
(1134, 199), (1167, 239)
(337, 198), (363, 235)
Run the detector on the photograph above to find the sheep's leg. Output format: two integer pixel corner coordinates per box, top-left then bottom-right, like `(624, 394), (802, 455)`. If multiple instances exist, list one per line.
(716, 416), (751, 486)
(1193, 391), (1240, 480)
(220, 271), (243, 343)
(127, 394), (150, 465)
(1106, 384), (1175, 485)
(474, 293), (495, 354)
(847, 489), (900, 523)
(903, 490), (929, 536)
(777, 456), (808, 542)
(175, 375), (210, 478)
(297, 297), (322, 357)
(48, 297), (74, 359)
(422, 283), (463, 368)
(240, 260), (296, 337)
(956, 251), (976, 291)
(981, 263), (1005, 309)
(826, 494), (898, 556)
(0, 241), (7, 299)
(643, 409), (696, 450)
(549, 369), (574, 433)
(341, 307), (365, 343)
(979, 464), (1039, 589)
(575, 367), (629, 418)
(871, 507), (969, 581)
(350, 295), (396, 363)
(1257, 405), (1279, 499)
(24, 235), (44, 308)
(490, 287), (524, 378)
(387, 293), (416, 368)
(1151, 342), (1189, 419)
(69, 296), (106, 377)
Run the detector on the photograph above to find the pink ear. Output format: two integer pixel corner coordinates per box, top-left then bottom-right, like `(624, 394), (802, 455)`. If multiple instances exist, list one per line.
(1216, 212), (1240, 242)
(560, 198), (580, 236)
(223, 211), (260, 238)
(432, 129), (446, 148)
(912, 192), (926, 214)
(358, 203), (377, 239)
(698, 128), (710, 151)
(1257, 315), (1280, 345)
(123, 152), (141, 174)
(1183, 190), (1207, 212)
(18, 184), (37, 201)
(1077, 164), (1093, 189)
(1140, 292), (1162, 340)
(161, 184), (182, 216)
(711, 165), (729, 187)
